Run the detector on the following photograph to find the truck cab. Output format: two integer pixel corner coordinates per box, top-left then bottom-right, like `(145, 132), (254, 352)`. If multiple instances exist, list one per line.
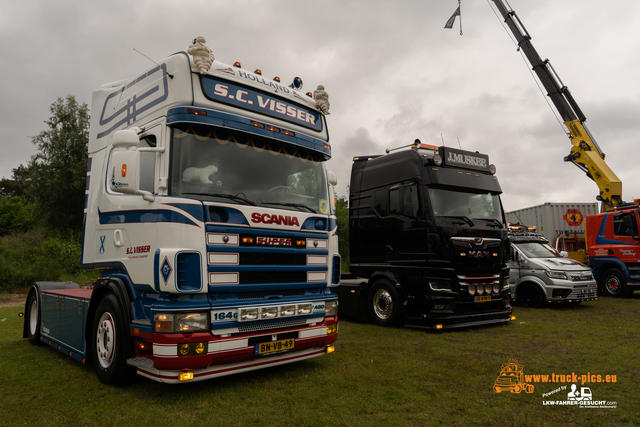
(337, 142), (513, 329)
(508, 225), (597, 307)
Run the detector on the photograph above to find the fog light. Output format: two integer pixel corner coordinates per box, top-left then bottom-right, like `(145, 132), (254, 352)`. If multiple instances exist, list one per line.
(179, 371), (194, 382)
(280, 304), (296, 317)
(493, 283), (500, 294)
(261, 306), (278, 319)
(476, 286), (484, 295)
(240, 308), (259, 321)
(326, 345), (335, 354)
(297, 303), (312, 315)
(195, 342), (206, 354)
(468, 285), (476, 296)
(510, 315), (516, 321)
(436, 324), (443, 329)
(179, 344), (190, 356)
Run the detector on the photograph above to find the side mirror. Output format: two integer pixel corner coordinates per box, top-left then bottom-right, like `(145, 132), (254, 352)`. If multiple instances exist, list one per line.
(560, 251), (569, 258)
(327, 170), (337, 186)
(109, 140), (155, 202)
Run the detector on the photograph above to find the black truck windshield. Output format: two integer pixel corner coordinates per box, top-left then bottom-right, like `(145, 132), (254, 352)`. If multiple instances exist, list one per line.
(428, 187), (503, 222)
(170, 125), (330, 214)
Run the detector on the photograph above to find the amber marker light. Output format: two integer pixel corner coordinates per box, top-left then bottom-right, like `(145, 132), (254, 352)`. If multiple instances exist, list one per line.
(233, 61), (242, 68)
(250, 121), (265, 129)
(121, 164), (127, 177)
(266, 125), (280, 133)
(254, 69), (262, 75)
(179, 371), (194, 382)
(282, 130), (295, 137)
(510, 315), (517, 321)
(187, 109), (206, 116)
(326, 345), (335, 354)
(436, 324), (443, 330)
(242, 237), (254, 244)
(273, 76), (281, 82)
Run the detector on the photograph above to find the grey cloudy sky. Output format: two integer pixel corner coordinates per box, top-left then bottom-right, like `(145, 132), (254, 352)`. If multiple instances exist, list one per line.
(2, 0), (640, 212)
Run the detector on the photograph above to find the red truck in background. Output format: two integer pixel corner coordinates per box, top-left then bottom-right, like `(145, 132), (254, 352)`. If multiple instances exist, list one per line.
(586, 206), (640, 298)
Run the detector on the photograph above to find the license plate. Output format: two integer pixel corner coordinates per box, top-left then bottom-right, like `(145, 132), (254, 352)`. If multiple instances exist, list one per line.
(255, 338), (295, 355)
(474, 295), (492, 303)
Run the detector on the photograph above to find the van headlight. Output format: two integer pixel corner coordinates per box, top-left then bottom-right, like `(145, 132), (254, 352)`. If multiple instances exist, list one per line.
(545, 270), (568, 280)
(154, 312), (210, 333)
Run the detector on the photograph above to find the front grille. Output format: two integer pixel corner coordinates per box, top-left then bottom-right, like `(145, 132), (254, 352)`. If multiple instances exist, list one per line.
(240, 253), (306, 266)
(236, 289), (313, 300)
(240, 271), (307, 284)
(238, 319), (309, 333)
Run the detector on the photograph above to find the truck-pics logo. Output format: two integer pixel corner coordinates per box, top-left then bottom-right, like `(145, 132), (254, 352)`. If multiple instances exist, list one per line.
(493, 359), (535, 393)
(563, 209), (584, 227)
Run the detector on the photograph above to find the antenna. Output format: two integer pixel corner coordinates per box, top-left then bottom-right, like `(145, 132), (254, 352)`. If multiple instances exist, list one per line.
(440, 134), (446, 146)
(133, 48), (174, 79)
(457, 137), (462, 149)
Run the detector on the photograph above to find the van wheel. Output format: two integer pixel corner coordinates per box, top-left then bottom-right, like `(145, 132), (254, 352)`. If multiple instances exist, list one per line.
(368, 279), (403, 327)
(26, 290), (42, 345)
(517, 283), (545, 308)
(599, 269), (628, 298)
(92, 293), (134, 385)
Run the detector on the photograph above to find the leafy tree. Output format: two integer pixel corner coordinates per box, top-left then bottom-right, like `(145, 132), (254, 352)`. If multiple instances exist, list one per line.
(0, 197), (35, 235)
(336, 196), (349, 270)
(28, 95), (89, 233)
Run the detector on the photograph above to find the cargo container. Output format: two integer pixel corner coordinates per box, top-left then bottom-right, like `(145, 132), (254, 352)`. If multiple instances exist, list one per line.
(505, 203), (598, 263)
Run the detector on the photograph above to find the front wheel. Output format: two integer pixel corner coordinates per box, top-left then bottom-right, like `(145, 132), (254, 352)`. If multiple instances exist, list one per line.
(91, 293), (135, 385)
(368, 279), (403, 327)
(517, 283), (546, 308)
(599, 269), (629, 298)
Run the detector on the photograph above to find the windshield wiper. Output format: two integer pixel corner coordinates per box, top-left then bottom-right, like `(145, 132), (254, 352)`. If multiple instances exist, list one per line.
(183, 192), (257, 206)
(478, 218), (504, 228)
(439, 215), (475, 227)
(261, 201), (317, 213)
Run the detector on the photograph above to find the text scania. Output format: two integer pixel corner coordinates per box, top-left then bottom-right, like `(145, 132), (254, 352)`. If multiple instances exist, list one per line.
(213, 84), (316, 125)
(447, 152), (487, 167)
(251, 213), (300, 227)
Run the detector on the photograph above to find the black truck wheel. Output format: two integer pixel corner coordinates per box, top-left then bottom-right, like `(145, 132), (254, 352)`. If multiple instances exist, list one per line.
(517, 283), (546, 308)
(368, 279), (403, 327)
(91, 293), (135, 385)
(26, 290), (42, 345)
(599, 268), (628, 298)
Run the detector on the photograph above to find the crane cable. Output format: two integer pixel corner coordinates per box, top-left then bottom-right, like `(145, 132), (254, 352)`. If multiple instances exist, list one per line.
(485, 0), (567, 136)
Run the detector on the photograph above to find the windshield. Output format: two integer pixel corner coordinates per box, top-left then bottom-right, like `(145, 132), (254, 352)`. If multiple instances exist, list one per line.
(515, 242), (561, 259)
(427, 187), (503, 222)
(171, 125), (330, 214)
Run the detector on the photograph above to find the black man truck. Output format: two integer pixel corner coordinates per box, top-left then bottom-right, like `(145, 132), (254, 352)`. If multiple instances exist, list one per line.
(22, 37), (339, 384)
(334, 142), (514, 329)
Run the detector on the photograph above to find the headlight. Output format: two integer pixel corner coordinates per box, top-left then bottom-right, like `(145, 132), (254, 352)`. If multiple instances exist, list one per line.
(154, 312), (210, 333)
(502, 277), (510, 290)
(429, 281), (452, 292)
(546, 270), (568, 280)
(261, 306), (279, 319)
(325, 300), (338, 317)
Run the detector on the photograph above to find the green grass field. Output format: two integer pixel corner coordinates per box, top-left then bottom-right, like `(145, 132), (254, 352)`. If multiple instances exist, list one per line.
(0, 296), (638, 426)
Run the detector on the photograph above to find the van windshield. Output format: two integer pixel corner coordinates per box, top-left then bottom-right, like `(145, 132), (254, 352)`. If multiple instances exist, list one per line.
(427, 187), (503, 222)
(515, 242), (561, 259)
(170, 125), (330, 214)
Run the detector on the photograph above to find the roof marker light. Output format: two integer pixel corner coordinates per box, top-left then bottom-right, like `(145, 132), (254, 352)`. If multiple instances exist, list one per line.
(273, 76), (281, 83)
(233, 61), (242, 68)
(254, 69), (262, 75)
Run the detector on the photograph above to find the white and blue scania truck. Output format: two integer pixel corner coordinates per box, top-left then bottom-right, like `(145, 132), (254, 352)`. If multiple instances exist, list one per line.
(22, 37), (340, 384)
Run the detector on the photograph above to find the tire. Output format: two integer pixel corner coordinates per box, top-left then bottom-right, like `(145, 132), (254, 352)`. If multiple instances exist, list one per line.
(599, 269), (627, 298)
(26, 290), (42, 346)
(91, 293), (135, 385)
(368, 279), (403, 327)
(517, 283), (546, 308)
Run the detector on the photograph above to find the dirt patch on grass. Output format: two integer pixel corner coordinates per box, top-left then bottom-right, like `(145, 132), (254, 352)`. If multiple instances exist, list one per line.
(0, 294), (27, 308)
